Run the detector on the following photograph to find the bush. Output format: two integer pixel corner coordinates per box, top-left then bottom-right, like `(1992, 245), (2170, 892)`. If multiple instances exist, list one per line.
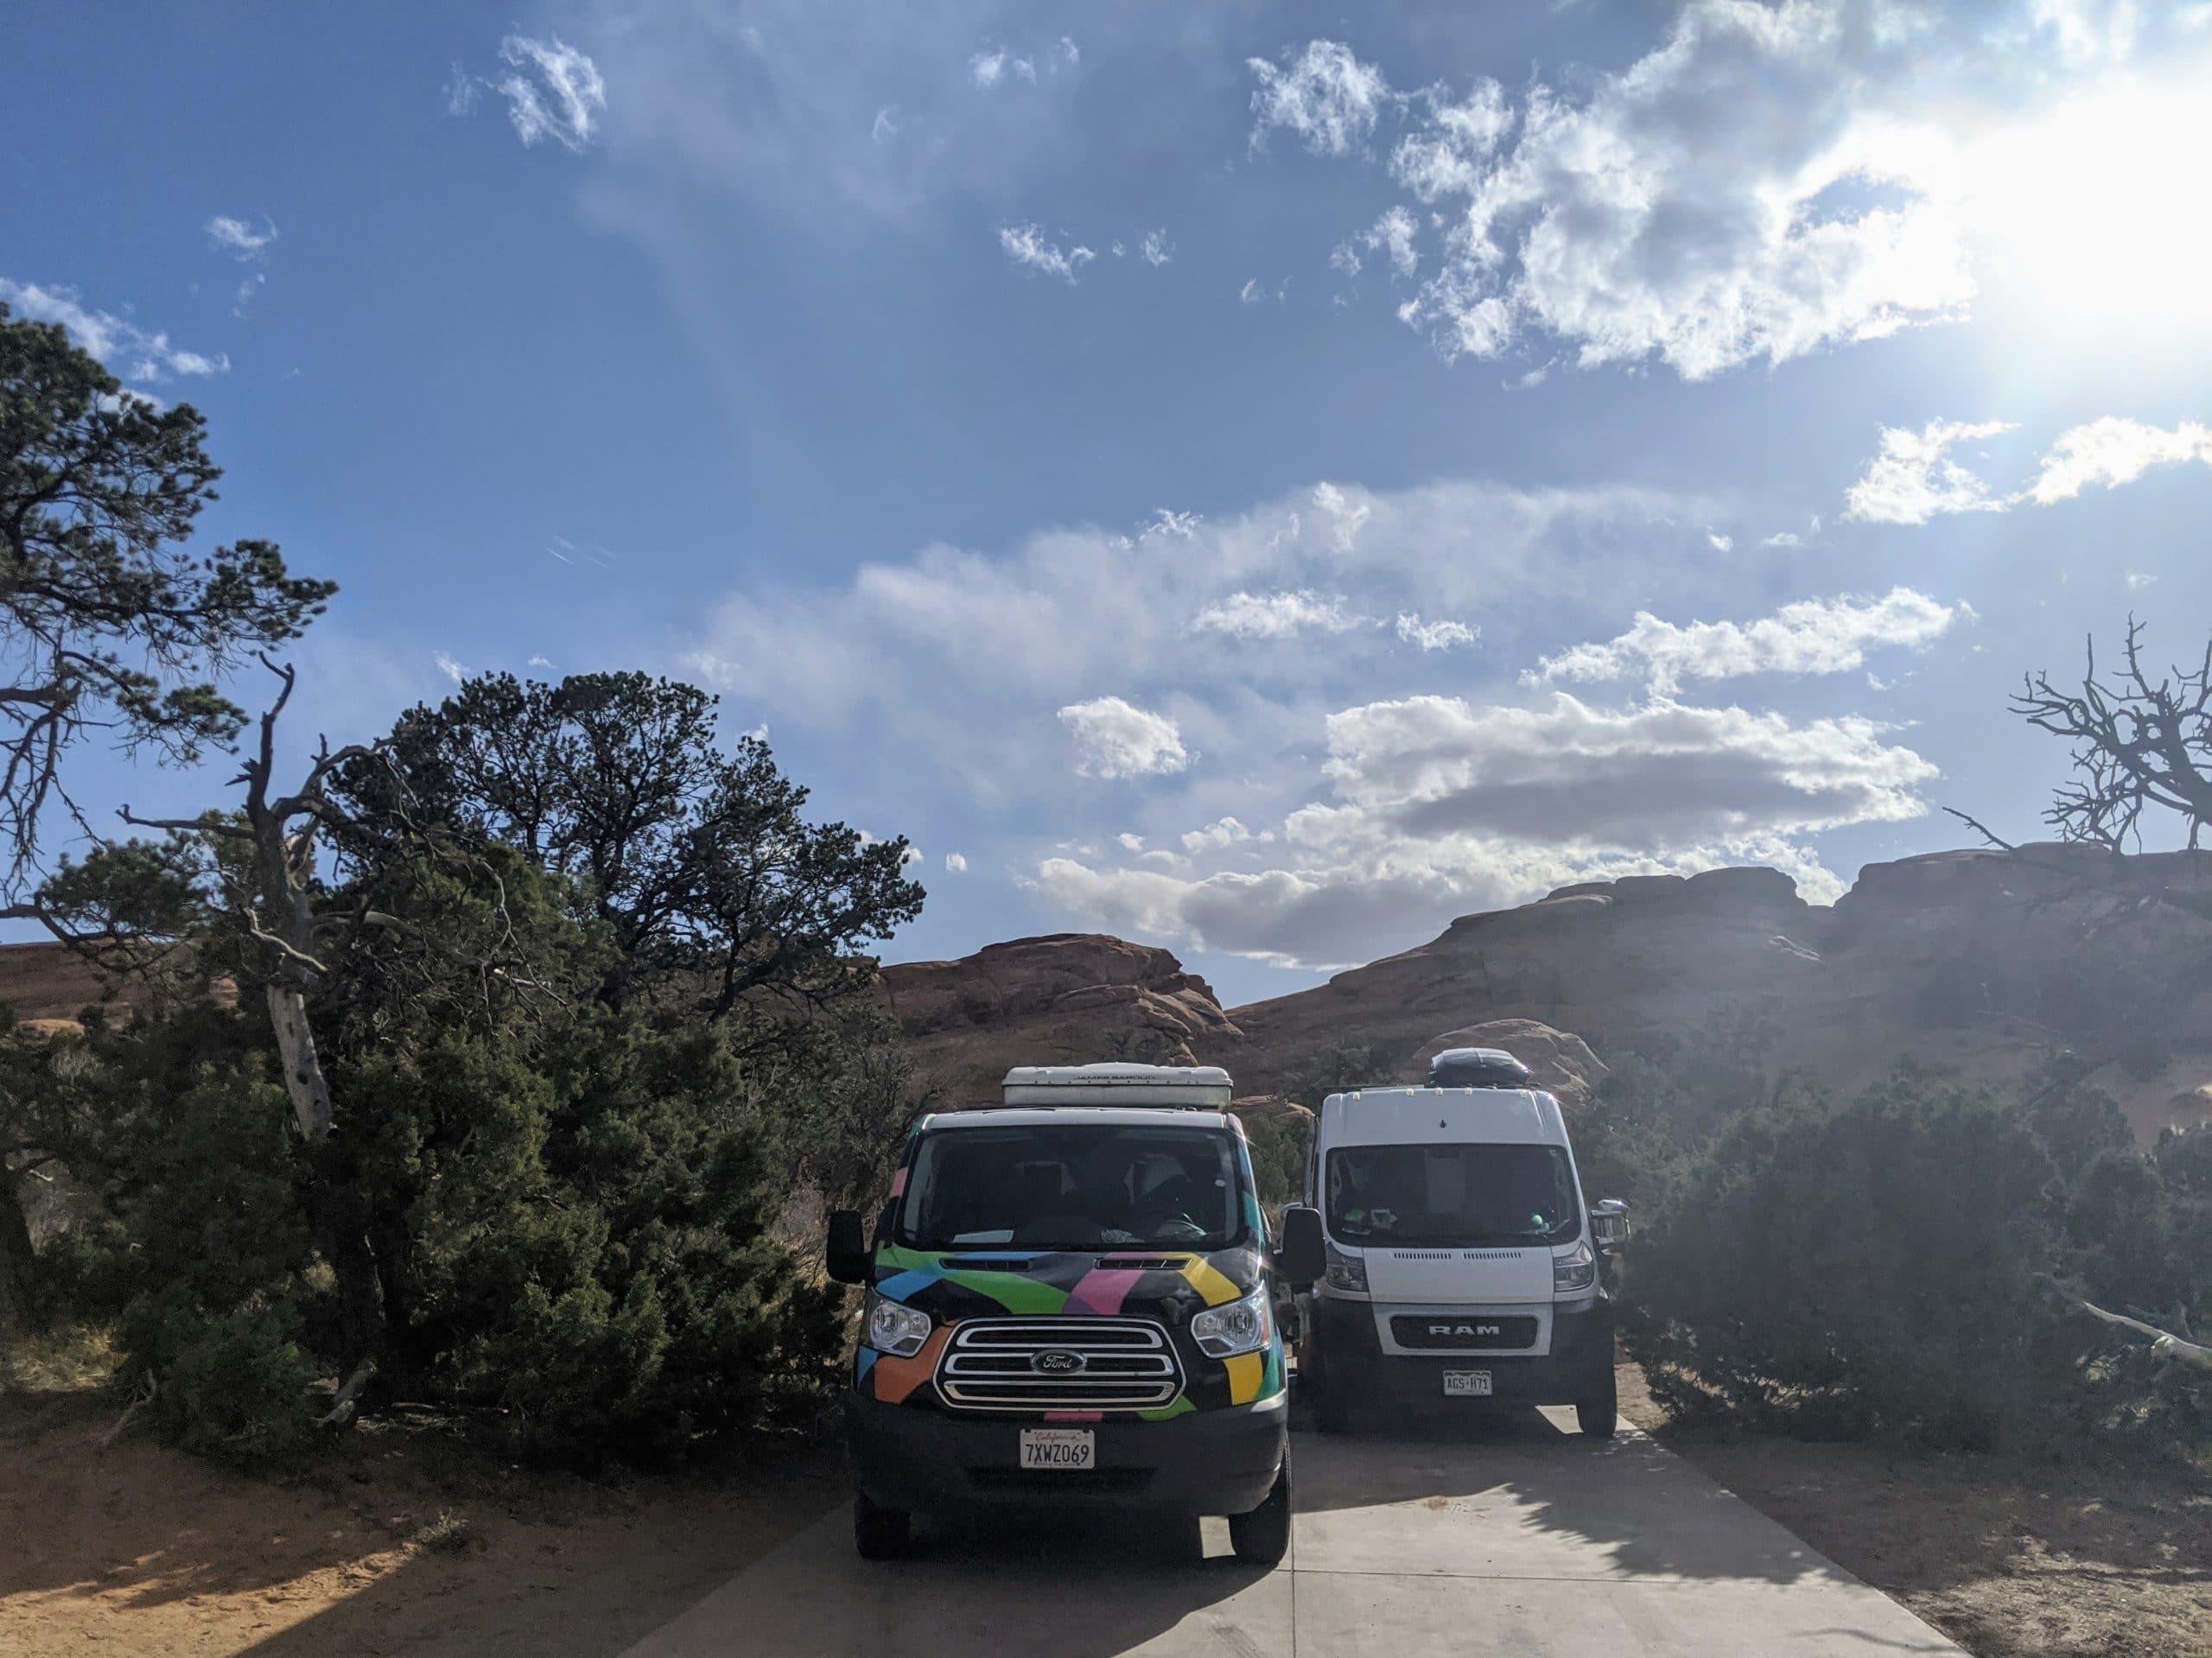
(124, 1288), (319, 1470)
(1628, 1081), (2080, 1450)
(1237, 1102), (1312, 1212)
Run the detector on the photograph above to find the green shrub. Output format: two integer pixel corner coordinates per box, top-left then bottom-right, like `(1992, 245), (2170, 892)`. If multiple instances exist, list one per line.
(1237, 1103), (1312, 1212)
(124, 1288), (318, 1470)
(1628, 1081), (2078, 1449)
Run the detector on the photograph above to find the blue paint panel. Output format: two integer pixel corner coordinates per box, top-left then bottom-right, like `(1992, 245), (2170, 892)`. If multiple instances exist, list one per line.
(876, 1267), (939, 1302)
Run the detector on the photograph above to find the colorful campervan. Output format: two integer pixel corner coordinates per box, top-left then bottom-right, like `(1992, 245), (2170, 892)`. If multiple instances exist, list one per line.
(825, 1064), (1319, 1564)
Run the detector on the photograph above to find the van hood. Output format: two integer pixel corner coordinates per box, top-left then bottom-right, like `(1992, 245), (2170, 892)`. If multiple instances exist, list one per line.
(1358, 1245), (1554, 1304)
(872, 1242), (1260, 1324)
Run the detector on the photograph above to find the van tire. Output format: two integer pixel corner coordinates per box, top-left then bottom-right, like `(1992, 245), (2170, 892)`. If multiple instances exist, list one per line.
(1575, 1366), (1619, 1439)
(853, 1490), (912, 1560)
(1228, 1458), (1292, 1566)
(1302, 1346), (1351, 1435)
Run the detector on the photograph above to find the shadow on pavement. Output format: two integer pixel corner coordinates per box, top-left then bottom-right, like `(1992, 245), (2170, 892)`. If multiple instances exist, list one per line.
(1289, 1393), (1856, 1586)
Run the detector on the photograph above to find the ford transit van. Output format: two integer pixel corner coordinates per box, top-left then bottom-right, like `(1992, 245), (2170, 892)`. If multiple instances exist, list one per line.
(826, 1064), (1320, 1562)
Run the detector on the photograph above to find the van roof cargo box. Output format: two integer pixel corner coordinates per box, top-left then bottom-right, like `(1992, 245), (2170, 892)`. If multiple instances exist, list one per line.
(1001, 1063), (1235, 1109)
(1426, 1047), (1533, 1089)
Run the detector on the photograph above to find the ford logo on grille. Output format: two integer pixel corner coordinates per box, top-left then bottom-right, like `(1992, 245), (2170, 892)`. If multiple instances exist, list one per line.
(1031, 1350), (1086, 1375)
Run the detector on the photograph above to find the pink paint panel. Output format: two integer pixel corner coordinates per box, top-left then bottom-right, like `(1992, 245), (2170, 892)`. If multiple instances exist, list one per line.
(1065, 1268), (1144, 1316)
(1043, 1410), (1103, 1422)
(888, 1166), (907, 1197)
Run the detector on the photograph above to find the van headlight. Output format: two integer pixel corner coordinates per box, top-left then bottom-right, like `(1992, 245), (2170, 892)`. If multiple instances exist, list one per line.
(1324, 1240), (1369, 1294)
(864, 1289), (932, 1357)
(1553, 1239), (1596, 1294)
(1191, 1286), (1271, 1358)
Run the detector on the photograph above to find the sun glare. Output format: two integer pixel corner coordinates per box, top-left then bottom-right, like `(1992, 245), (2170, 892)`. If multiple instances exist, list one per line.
(1961, 73), (2212, 341)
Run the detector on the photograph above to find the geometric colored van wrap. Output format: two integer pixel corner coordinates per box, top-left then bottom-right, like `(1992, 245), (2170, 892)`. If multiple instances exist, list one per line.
(853, 1119), (1289, 1416)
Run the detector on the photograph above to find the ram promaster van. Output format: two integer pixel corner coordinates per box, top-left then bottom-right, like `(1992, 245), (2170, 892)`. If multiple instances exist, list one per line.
(825, 1064), (1319, 1563)
(1287, 1047), (1630, 1437)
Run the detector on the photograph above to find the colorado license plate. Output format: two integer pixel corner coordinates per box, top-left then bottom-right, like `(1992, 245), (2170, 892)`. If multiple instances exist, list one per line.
(1020, 1427), (1096, 1470)
(1443, 1370), (1494, 1397)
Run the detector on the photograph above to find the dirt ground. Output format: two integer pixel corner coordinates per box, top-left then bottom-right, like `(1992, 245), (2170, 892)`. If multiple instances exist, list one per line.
(0, 1390), (842, 1658)
(1618, 1364), (2212, 1657)
(5, 1364), (2208, 1657)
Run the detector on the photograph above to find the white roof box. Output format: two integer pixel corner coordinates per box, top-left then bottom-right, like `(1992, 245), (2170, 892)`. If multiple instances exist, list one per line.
(1001, 1063), (1234, 1109)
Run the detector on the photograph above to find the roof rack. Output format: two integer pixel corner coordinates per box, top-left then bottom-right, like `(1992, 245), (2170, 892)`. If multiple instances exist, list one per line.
(1001, 1063), (1234, 1109)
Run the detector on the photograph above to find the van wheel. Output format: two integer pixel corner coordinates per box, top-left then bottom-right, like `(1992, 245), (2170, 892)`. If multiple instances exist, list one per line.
(1228, 1458), (1292, 1566)
(853, 1490), (912, 1560)
(1302, 1351), (1351, 1435)
(1575, 1367), (1619, 1439)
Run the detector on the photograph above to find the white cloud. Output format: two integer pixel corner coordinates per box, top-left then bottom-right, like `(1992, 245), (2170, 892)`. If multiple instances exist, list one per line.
(1395, 613), (1478, 651)
(1707, 531), (1734, 553)
(1058, 697), (1190, 779)
(445, 64), (480, 117)
(2126, 569), (2157, 591)
(0, 279), (229, 383)
(2025, 416), (2212, 505)
(675, 473), (1707, 799)
(944, 852), (969, 873)
(1140, 229), (1172, 267)
(1311, 480), (1370, 550)
(1268, 6), (1998, 379)
(999, 223), (1096, 283)
(969, 48), (1034, 88)
(205, 215), (276, 257)
(1332, 205), (1421, 281)
(1039, 692), (1932, 969)
(1763, 530), (1803, 548)
(493, 35), (607, 151)
(1116, 832), (1146, 853)
(1844, 419), (2018, 524)
(871, 105), (899, 143)
(1847, 415), (2212, 524)
(1192, 590), (1364, 641)
(1389, 79), (1511, 202)
(434, 651), (468, 686)
(1532, 589), (1962, 695)
(1247, 39), (1393, 157)
(1238, 278), (1265, 304)
(1181, 816), (1255, 853)
(901, 846), (925, 867)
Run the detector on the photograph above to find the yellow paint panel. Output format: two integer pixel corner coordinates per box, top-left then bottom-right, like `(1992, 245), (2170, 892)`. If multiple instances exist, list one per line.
(1179, 1256), (1243, 1308)
(1224, 1351), (1263, 1405)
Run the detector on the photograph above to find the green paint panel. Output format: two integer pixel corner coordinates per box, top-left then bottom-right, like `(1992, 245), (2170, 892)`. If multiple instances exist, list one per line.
(876, 1244), (942, 1272)
(1139, 1395), (1197, 1421)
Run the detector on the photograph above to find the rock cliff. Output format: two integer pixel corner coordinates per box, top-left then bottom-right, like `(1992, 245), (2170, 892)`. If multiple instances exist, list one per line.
(877, 848), (2212, 1144)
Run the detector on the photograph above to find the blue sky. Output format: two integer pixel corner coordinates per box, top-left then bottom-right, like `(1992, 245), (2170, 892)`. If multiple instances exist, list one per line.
(6, 1), (2212, 1005)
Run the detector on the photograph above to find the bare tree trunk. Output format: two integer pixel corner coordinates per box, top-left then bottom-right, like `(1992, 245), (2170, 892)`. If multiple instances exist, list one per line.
(266, 982), (334, 1141)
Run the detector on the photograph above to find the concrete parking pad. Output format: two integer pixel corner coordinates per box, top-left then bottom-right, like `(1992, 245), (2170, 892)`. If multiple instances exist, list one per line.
(625, 1411), (1961, 1657)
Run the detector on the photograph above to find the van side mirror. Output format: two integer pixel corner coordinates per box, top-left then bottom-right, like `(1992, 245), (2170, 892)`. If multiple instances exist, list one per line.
(1277, 1204), (1326, 1288)
(1589, 1198), (1630, 1254)
(826, 1209), (872, 1285)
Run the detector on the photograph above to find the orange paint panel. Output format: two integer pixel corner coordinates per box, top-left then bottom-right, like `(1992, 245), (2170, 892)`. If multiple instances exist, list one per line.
(871, 1324), (950, 1405)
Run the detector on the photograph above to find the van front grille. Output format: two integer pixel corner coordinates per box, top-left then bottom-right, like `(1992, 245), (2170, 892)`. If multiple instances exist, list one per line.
(937, 1318), (1183, 1412)
(1390, 1313), (1539, 1350)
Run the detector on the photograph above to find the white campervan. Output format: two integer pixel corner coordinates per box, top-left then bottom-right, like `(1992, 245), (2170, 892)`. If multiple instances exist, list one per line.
(1284, 1047), (1628, 1437)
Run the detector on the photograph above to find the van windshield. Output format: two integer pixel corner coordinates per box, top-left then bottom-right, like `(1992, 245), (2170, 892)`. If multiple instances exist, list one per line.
(1326, 1144), (1580, 1248)
(897, 1123), (1248, 1253)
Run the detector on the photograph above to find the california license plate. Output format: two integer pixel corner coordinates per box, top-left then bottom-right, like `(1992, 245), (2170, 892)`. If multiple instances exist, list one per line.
(1019, 1427), (1096, 1470)
(1443, 1370), (1493, 1397)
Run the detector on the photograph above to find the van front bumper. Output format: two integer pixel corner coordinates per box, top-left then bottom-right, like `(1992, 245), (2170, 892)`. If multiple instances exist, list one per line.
(1306, 1293), (1614, 1407)
(847, 1392), (1287, 1519)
